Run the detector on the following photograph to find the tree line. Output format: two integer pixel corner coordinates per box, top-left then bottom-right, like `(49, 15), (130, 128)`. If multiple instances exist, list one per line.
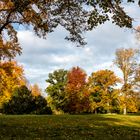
(0, 47), (140, 115)
(46, 48), (140, 114)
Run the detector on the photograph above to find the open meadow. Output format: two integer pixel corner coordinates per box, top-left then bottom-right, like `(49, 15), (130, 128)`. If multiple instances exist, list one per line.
(0, 114), (140, 140)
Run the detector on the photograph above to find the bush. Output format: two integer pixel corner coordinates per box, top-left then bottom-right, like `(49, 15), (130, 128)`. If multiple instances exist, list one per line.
(2, 86), (52, 115)
(32, 95), (52, 114)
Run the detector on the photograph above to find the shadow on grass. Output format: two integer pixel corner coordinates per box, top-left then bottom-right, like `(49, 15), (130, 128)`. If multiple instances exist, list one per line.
(0, 114), (140, 140)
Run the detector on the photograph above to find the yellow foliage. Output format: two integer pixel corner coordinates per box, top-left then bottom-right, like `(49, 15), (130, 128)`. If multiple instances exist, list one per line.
(30, 84), (41, 97)
(0, 90), (11, 109)
(0, 60), (26, 107)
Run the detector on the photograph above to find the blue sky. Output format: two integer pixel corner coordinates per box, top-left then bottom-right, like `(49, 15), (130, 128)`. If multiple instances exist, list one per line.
(16, 3), (140, 93)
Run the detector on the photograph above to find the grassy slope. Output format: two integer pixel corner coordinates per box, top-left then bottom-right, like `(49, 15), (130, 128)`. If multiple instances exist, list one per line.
(0, 114), (140, 140)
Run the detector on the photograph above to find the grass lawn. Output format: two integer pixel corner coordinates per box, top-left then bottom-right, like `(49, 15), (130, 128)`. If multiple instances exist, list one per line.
(0, 114), (140, 140)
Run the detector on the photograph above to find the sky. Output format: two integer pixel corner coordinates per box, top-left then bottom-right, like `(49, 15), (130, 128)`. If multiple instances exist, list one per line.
(16, 2), (140, 94)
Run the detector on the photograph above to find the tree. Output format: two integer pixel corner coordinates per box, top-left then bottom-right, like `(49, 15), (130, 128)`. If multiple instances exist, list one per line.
(2, 85), (34, 114)
(0, 61), (26, 93)
(0, 0), (49, 60)
(0, 61), (26, 108)
(114, 48), (139, 114)
(2, 85), (52, 114)
(46, 69), (68, 114)
(30, 83), (42, 97)
(134, 66), (140, 90)
(88, 69), (120, 114)
(33, 95), (52, 115)
(0, 0), (140, 59)
(119, 90), (139, 113)
(65, 66), (87, 114)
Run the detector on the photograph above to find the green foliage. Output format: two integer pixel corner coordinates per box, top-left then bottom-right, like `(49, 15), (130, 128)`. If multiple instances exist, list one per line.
(46, 67), (89, 114)
(46, 69), (68, 113)
(2, 85), (52, 114)
(2, 85), (34, 114)
(33, 95), (52, 115)
(45, 66), (140, 114)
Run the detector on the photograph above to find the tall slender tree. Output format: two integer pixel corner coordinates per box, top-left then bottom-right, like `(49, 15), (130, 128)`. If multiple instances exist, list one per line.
(114, 48), (139, 114)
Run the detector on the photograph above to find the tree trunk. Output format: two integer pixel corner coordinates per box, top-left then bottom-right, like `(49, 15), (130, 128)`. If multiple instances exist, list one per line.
(107, 102), (110, 114)
(95, 109), (97, 114)
(123, 106), (127, 115)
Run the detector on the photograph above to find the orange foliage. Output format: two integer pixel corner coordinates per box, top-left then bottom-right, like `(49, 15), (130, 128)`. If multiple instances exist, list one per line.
(66, 66), (87, 93)
(0, 60), (26, 107)
(65, 66), (88, 113)
(0, 0), (49, 60)
(30, 84), (41, 97)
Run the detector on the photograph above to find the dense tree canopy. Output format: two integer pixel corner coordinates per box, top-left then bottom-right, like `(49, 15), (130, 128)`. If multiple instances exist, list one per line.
(46, 69), (68, 113)
(0, 0), (140, 59)
(46, 67), (89, 114)
(0, 61), (26, 108)
(2, 85), (34, 114)
(65, 67), (87, 114)
(66, 67), (87, 93)
(0, 61), (26, 93)
(2, 85), (52, 114)
(88, 70), (120, 113)
(45, 63), (140, 114)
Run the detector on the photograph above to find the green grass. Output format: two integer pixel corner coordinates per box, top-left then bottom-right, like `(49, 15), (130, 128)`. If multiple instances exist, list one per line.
(0, 114), (140, 140)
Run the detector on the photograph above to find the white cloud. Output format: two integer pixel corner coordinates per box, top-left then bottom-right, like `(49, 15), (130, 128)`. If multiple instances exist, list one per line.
(15, 5), (140, 93)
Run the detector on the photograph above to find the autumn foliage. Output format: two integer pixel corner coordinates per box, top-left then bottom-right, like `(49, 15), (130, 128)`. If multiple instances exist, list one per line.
(46, 48), (140, 114)
(1, 48), (140, 115)
(0, 61), (26, 108)
(0, 61), (51, 114)
(88, 70), (120, 113)
(0, 0), (140, 60)
(64, 67), (87, 114)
